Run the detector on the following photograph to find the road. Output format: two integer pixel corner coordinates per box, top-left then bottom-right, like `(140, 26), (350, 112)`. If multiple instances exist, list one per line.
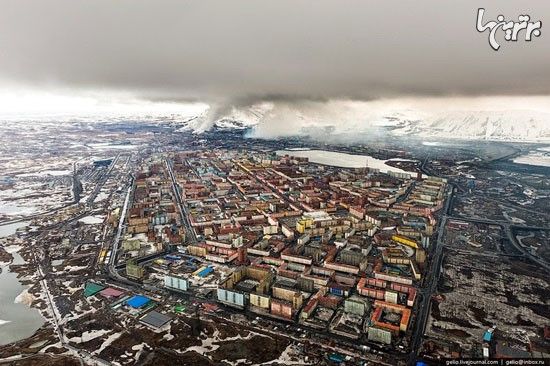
(407, 156), (456, 364)
(86, 153), (121, 206)
(105, 175), (134, 285)
(443, 216), (550, 273)
(72, 161), (83, 203)
(505, 223), (549, 272)
(407, 184), (454, 365)
(165, 157), (198, 244)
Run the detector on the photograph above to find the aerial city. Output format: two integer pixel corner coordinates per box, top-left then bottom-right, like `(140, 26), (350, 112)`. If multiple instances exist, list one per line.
(0, 1), (549, 366)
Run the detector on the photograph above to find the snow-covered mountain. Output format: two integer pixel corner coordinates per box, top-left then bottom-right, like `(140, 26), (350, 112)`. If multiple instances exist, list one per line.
(197, 104), (550, 143)
(212, 103), (270, 130)
(393, 111), (550, 142)
(4, 96), (548, 143)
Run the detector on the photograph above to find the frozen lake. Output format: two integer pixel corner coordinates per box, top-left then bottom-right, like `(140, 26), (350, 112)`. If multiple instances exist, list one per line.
(0, 223), (44, 345)
(276, 149), (415, 175)
(513, 146), (550, 168)
(0, 221), (29, 237)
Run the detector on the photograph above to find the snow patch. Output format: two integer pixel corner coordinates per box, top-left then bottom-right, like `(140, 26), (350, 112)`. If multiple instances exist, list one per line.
(68, 329), (110, 343)
(14, 288), (35, 306)
(96, 331), (123, 354)
(78, 215), (105, 225)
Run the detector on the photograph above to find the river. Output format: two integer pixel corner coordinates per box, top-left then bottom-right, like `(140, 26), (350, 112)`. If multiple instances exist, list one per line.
(0, 222), (45, 346)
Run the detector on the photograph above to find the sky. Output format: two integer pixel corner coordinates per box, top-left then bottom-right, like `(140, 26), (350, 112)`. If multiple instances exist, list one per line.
(0, 0), (549, 121)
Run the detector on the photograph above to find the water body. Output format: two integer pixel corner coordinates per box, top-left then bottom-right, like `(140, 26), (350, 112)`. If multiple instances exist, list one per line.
(0, 221), (29, 237)
(0, 222), (44, 346)
(276, 149), (415, 175)
(513, 146), (550, 168)
(491, 161), (550, 176)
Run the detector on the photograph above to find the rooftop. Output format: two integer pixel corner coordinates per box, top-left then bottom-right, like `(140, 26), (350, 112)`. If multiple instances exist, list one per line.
(127, 295), (151, 309)
(140, 310), (173, 329)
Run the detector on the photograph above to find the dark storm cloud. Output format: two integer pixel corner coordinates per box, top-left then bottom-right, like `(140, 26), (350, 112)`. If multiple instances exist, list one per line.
(0, 0), (549, 102)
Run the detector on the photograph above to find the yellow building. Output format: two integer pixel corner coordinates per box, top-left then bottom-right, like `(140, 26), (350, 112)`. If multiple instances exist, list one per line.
(391, 235), (419, 249)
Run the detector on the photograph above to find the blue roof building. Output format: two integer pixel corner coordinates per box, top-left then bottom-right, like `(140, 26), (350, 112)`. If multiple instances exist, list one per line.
(198, 266), (214, 278)
(127, 295), (151, 309)
(483, 331), (493, 342)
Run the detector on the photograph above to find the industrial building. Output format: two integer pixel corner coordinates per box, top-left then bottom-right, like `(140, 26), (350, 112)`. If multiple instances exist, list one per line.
(164, 274), (189, 292)
(139, 310), (173, 330)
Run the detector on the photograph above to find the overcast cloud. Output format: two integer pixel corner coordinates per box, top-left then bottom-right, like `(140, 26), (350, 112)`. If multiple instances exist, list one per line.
(0, 0), (549, 104)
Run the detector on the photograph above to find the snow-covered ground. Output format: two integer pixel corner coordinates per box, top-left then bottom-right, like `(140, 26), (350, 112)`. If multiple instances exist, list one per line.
(68, 329), (111, 343)
(4, 245), (23, 254)
(78, 215), (105, 225)
(63, 265), (89, 273)
(95, 331), (123, 355)
(0, 176), (72, 219)
(89, 143), (137, 150)
(0, 203), (38, 216)
(261, 344), (312, 365)
(184, 329), (221, 355)
(94, 192), (110, 203)
(16, 169), (72, 177)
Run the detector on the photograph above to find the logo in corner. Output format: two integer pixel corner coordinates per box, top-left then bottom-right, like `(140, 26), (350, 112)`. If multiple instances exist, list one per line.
(476, 8), (542, 51)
